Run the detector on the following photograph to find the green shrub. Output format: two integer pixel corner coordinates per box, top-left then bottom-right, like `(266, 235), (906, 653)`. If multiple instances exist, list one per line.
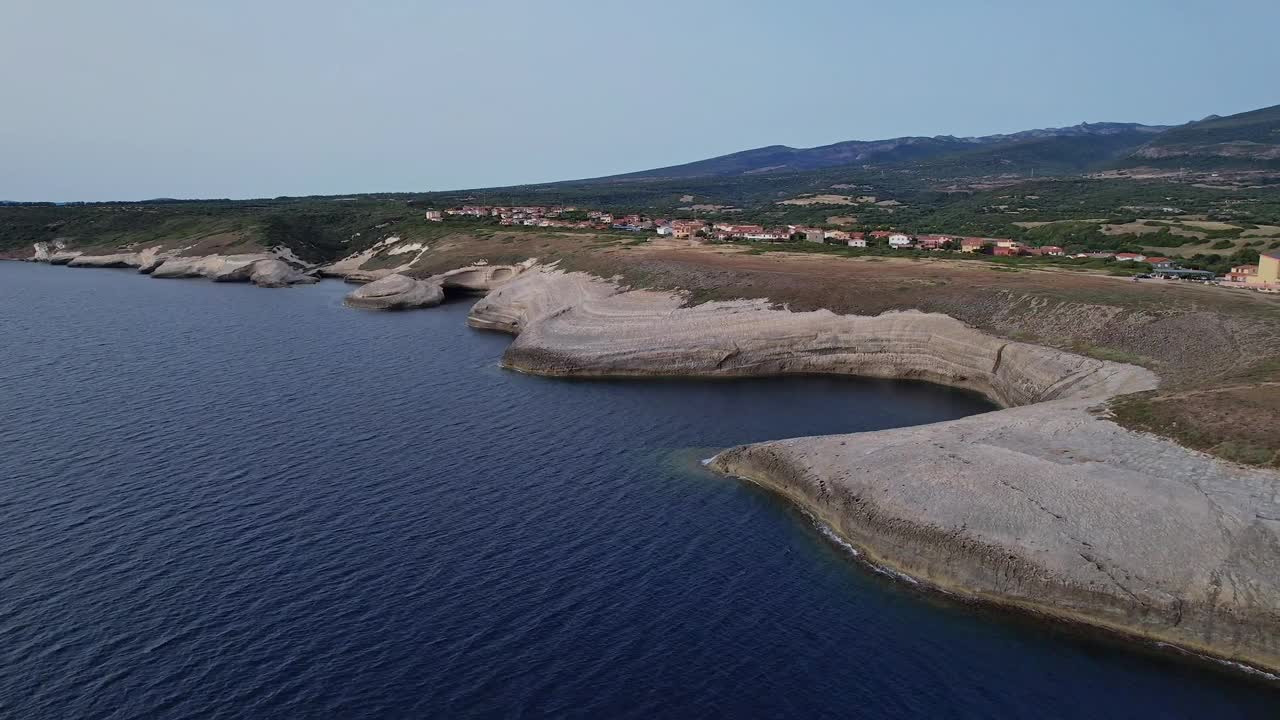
(1214, 441), (1277, 466)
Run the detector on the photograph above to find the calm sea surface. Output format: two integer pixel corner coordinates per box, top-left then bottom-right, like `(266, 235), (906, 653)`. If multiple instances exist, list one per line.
(1, 262), (1277, 719)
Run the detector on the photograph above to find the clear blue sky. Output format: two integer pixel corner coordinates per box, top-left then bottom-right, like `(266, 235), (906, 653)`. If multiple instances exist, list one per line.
(3, 0), (1277, 201)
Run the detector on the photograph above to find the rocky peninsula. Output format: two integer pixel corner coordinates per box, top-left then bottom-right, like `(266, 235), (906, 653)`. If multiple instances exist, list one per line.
(462, 266), (1280, 676)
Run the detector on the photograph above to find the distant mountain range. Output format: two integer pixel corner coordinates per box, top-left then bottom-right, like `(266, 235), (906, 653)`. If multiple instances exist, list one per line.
(583, 103), (1280, 183)
(1128, 104), (1280, 168)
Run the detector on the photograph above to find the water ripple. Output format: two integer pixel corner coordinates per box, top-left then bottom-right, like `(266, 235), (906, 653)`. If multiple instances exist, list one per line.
(0, 264), (1276, 719)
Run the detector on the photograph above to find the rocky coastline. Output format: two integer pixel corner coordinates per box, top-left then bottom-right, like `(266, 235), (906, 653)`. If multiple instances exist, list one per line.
(465, 265), (1280, 676)
(24, 241), (318, 288)
(15, 250), (1280, 676)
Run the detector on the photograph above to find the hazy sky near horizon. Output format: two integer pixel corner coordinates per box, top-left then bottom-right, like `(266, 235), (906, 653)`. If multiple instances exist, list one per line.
(3, 0), (1278, 201)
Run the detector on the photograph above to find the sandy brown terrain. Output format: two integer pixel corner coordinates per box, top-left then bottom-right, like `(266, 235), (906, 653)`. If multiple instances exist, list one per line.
(1243, 225), (1280, 237)
(1103, 220), (1205, 238)
(777, 194), (855, 206)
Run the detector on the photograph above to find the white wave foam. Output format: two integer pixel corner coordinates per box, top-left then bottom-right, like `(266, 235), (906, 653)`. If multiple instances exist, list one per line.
(812, 517), (860, 557)
(1153, 642), (1280, 682)
(805, 512), (935, 587)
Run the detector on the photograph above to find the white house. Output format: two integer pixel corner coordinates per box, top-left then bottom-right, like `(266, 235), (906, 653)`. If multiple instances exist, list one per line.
(656, 225), (675, 236)
(847, 237), (867, 248)
(888, 233), (913, 249)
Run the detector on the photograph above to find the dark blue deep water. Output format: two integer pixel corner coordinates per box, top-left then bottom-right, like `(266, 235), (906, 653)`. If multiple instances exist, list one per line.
(2, 263), (1278, 719)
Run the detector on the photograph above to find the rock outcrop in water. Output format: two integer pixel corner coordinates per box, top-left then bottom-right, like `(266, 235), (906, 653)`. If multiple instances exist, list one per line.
(344, 273), (445, 310)
(66, 253), (142, 269)
(27, 243), (318, 287)
(343, 263), (529, 310)
(243, 258), (319, 288)
(151, 254), (316, 286)
(467, 265), (1280, 675)
(149, 254), (259, 280)
(31, 240), (81, 265)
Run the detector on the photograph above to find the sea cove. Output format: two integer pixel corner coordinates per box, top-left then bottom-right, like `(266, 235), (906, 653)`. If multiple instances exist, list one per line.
(2, 263), (1278, 718)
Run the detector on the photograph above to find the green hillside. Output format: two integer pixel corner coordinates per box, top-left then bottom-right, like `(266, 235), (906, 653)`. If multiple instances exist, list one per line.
(897, 130), (1160, 178)
(0, 198), (462, 263)
(1125, 104), (1280, 168)
(589, 124), (1168, 182)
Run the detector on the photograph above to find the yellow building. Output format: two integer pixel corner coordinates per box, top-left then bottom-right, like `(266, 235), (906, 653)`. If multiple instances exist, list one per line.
(1246, 251), (1280, 286)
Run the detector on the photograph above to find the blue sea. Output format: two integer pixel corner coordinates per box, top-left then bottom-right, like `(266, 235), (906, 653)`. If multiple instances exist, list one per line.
(1, 262), (1276, 719)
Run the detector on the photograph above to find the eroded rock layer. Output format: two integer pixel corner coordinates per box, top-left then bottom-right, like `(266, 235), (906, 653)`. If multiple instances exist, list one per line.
(472, 268), (1153, 407)
(344, 273), (445, 310)
(245, 259), (319, 288)
(343, 264), (529, 310)
(29, 244), (318, 288)
(434, 264), (524, 294)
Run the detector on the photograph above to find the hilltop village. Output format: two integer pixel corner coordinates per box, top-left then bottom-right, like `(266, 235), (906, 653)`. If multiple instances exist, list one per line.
(427, 204), (1279, 289)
